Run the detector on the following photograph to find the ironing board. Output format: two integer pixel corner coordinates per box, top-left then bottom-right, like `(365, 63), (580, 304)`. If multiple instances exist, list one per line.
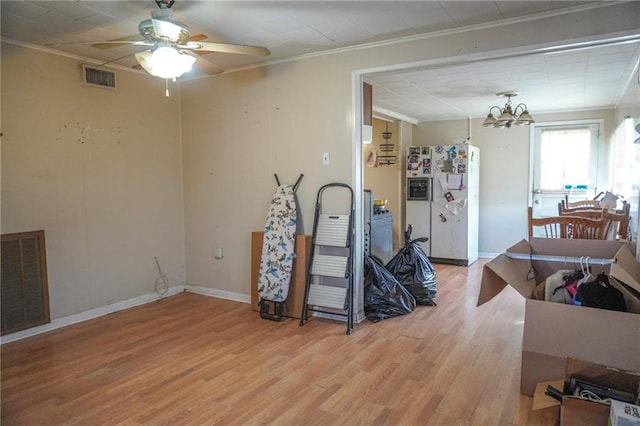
(257, 174), (303, 321)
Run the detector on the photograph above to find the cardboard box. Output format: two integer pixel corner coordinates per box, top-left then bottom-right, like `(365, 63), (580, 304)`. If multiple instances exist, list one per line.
(561, 397), (610, 426)
(534, 384), (610, 426)
(251, 232), (312, 319)
(479, 238), (640, 396)
(532, 358), (640, 426)
(532, 379), (564, 424)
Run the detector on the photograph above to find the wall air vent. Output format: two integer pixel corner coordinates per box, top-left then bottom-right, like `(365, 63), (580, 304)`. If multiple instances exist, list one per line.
(1, 230), (50, 335)
(83, 65), (117, 90)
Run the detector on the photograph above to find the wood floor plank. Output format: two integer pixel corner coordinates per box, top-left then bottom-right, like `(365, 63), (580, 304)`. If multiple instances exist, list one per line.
(1, 260), (545, 425)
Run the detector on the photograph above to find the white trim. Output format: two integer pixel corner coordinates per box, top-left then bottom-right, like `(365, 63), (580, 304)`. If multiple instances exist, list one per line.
(358, 32), (640, 80)
(479, 252), (500, 259)
(0, 286), (186, 344)
(352, 71), (366, 324)
(0, 284), (365, 345)
(0, 285), (252, 344)
(224, 1), (626, 74)
(373, 107), (419, 125)
(371, 114), (395, 124)
(183, 285), (250, 304)
(0, 37), (147, 75)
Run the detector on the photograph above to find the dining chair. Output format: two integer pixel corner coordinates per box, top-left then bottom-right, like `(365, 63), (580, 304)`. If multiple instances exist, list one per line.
(557, 202), (605, 218)
(603, 210), (630, 241)
(562, 196), (601, 210)
(528, 207), (606, 240)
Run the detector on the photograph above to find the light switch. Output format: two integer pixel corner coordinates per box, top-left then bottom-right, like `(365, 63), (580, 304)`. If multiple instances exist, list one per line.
(322, 152), (330, 165)
(214, 247), (223, 259)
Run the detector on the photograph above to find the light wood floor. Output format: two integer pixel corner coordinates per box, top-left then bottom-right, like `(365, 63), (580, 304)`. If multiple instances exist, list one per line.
(1, 260), (556, 425)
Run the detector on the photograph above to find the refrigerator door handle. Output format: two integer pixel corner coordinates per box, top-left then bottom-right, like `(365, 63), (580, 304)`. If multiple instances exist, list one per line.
(428, 177), (434, 202)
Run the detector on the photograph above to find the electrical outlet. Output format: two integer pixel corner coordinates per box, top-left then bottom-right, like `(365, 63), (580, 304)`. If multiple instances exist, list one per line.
(322, 152), (330, 165)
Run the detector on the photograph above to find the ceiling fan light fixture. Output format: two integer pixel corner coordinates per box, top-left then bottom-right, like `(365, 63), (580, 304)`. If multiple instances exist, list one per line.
(135, 46), (195, 79)
(69, 2), (270, 79)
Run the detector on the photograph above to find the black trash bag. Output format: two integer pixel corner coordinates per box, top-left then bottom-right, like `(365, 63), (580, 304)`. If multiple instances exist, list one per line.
(386, 225), (437, 306)
(363, 255), (416, 322)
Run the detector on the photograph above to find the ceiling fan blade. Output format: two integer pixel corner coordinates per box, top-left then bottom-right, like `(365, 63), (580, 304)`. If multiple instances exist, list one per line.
(92, 34), (145, 49)
(181, 50), (224, 75)
(187, 34), (208, 42)
(95, 51), (139, 68)
(45, 40), (153, 48)
(182, 41), (270, 57)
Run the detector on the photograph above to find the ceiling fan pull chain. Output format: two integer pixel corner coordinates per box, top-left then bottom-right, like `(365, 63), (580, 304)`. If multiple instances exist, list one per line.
(165, 79), (170, 97)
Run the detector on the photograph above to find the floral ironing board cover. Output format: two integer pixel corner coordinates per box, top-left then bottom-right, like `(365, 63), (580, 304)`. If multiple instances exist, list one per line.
(258, 185), (297, 303)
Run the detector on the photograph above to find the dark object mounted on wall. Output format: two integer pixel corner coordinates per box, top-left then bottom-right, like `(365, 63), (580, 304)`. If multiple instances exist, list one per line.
(377, 122), (396, 166)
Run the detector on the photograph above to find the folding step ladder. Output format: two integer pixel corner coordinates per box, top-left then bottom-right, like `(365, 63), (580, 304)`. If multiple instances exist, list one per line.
(299, 183), (355, 335)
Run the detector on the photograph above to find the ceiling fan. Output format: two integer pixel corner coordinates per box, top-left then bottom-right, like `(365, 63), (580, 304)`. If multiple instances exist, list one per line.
(51, 0), (270, 79)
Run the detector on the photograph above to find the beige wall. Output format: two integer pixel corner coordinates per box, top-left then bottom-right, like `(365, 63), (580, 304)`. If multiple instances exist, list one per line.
(180, 1), (639, 298)
(180, 60), (355, 293)
(1, 43), (186, 319)
(2, 2), (639, 323)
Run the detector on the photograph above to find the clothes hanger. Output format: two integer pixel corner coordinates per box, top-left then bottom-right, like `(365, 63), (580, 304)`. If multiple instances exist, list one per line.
(583, 256), (593, 282)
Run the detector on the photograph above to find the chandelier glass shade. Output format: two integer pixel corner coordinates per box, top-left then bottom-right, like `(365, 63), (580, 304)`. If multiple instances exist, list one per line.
(482, 92), (535, 129)
(134, 44), (196, 79)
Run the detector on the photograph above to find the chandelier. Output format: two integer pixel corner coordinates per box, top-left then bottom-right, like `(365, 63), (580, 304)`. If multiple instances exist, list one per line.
(482, 91), (535, 128)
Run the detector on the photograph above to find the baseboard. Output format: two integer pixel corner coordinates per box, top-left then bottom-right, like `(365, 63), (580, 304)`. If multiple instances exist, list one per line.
(0, 285), (185, 345)
(479, 251), (499, 259)
(184, 285), (251, 304)
(2, 284), (369, 344)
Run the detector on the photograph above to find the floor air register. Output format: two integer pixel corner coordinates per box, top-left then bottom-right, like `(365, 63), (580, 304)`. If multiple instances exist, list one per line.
(299, 183), (355, 335)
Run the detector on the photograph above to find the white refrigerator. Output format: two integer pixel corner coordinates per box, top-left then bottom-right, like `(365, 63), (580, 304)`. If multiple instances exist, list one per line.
(405, 144), (479, 266)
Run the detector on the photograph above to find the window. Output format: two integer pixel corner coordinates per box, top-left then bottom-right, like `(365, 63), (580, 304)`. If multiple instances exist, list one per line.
(539, 128), (592, 190)
(530, 121), (601, 218)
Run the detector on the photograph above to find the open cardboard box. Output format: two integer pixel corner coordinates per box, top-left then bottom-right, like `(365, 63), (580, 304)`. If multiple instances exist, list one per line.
(532, 358), (640, 426)
(479, 238), (640, 396)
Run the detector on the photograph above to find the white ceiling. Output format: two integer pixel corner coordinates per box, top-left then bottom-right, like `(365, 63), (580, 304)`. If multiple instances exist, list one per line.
(2, 1), (639, 123)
